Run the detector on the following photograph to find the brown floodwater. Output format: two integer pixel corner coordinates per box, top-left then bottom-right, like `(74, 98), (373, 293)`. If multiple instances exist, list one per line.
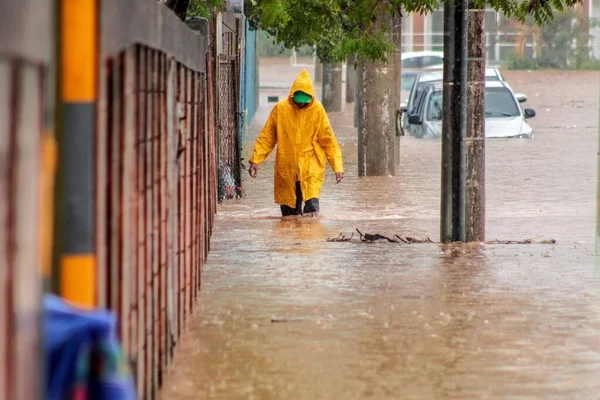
(159, 61), (600, 399)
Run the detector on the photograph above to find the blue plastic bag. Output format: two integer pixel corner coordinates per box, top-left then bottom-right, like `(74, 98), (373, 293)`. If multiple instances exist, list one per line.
(43, 294), (136, 400)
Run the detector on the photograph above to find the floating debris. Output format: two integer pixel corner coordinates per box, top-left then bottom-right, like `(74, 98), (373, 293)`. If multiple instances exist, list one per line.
(270, 318), (304, 323)
(327, 229), (556, 245)
(326, 232), (355, 242)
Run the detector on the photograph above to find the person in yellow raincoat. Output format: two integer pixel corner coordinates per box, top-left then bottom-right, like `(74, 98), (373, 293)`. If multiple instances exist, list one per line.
(249, 69), (344, 218)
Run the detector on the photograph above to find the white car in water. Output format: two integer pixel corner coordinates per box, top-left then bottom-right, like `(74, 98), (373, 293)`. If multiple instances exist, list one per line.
(405, 80), (536, 139)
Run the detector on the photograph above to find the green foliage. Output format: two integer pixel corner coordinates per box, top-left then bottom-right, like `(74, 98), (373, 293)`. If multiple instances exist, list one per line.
(187, 0), (225, 18)
(576, 58), (600, 70)
(505, 54), (539, 69)
(505, 8), (599, 70)
(487, 0), (580, 25)
(258, 30), (315, 56)
(245, 0), (580, 64)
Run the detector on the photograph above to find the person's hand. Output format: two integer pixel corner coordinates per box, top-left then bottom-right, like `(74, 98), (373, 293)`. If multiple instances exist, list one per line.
(249, 162), (258, 178)
(335, 172), (344, 183)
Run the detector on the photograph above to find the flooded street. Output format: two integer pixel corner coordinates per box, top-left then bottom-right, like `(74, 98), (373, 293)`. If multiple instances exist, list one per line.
(160, 60), (600, 399)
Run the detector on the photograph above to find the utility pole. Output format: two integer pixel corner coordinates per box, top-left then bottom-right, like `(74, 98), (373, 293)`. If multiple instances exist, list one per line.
(454, 0), (468, 242)
(441, 0), (485, 242)
(440, 0), (455, 243)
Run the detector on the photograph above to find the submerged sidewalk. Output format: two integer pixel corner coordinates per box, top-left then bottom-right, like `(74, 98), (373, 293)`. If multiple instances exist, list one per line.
(159, 62), (600, 399)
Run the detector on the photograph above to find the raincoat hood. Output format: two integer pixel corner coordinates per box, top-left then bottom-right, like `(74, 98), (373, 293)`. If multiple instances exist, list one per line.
(289, 69), (316, 101)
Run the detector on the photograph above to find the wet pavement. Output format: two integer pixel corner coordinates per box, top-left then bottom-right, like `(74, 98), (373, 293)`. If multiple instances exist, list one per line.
(160, 59), (600, 399)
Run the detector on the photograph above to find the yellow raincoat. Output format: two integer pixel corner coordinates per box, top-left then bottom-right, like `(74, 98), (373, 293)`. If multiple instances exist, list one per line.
(250, 69), (343, 208)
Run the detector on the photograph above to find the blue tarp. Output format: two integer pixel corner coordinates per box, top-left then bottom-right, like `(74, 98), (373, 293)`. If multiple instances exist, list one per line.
(43, 294), (136, 400)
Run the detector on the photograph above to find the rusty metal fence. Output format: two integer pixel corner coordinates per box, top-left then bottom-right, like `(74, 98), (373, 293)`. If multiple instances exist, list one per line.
(1, 0), (236, 398)
(218, 54), (242, 201)
(217, 12), (243, 202)
(0, 0), (54, 398)
(97, 1), (215, 397)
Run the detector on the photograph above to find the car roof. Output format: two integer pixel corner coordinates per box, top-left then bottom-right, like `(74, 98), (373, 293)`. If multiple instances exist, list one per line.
(401, 51), (444, 59)
(426, 80), (508, 92)
(485, 80), (506, 88)
(415, 68), (502, 83)
(401, 70), (421, 76)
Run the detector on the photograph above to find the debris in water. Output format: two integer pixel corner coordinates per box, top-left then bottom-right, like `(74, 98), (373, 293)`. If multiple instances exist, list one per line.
(326, 230), (556, 245)
(270, 317), (304, 323)
(326, 232), (354, 242)
(485, 237), (557, 245)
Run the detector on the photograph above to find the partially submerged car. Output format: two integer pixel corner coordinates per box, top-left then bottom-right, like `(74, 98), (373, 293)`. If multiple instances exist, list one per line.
(405, 80), (536, 139)
(403, 68), (507, 111)
(400, 68), (527, 134)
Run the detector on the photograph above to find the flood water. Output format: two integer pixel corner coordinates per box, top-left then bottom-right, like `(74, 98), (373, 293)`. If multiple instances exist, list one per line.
(160, 61), (600, 399)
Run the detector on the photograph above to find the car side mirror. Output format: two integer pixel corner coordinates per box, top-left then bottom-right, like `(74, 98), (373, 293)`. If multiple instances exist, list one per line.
(408, 114), (422, 125)
(400, 103), (408, 113)
(516, 93), (527, 103)
(524, 108), (536, 119)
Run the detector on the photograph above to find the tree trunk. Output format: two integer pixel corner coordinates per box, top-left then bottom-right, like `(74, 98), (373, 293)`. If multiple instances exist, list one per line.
(358, 6), (396, 177)
(354, 70), (360, 128)
(166, 0), (191, 21)
(346, 55), (356, 103)
(322, 63), (343, 112)
(465, 0), (486, 242)
(575, 2), (590, 65)
(314, 58), (323, 83)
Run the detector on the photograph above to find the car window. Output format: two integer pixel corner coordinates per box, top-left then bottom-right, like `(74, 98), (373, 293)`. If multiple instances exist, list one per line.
(426, 91), (443, 121)
(401, 74), (417, 91)
(412, 86), (430, 116)
(485, 88), (520, 117)
(410, 78), (441, 106)
(407, 82), (423, 111)
(402, 57), (421, 69)
(423, 87), (521, 119)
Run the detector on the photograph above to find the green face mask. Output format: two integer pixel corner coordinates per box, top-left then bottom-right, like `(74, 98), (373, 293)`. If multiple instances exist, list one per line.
(293, 91), (312, 104)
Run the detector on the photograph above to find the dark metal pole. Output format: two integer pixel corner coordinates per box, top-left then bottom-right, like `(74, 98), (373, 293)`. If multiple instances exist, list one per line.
(458, 0), (468, 242)
(441, 0), (455, 243)
(451, 0), (467, 242)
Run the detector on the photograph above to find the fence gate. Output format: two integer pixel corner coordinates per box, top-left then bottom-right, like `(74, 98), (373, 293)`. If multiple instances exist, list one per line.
(217, 54), (242, 203)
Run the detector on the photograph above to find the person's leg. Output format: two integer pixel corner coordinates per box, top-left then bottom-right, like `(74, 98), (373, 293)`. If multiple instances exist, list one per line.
(294, 181), (303, 215)
(303, 198), (320, 216)
(280, 204), (297, 217)
(280, 181), (303, 217)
